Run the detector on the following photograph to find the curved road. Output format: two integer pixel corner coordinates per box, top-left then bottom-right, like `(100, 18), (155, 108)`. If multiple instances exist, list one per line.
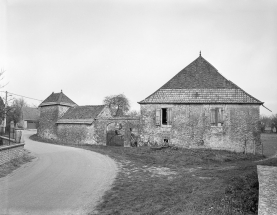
(0, 130), (117, 215)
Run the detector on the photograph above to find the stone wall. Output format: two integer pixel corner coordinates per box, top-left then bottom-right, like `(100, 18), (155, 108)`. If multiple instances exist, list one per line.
(38, 103), (140, 146)
(57, 123), (99, 145)
(37, 105), (70, 140)
(140, 104), (261, 153)
(56, 118), (140, 146)
(257, 165), (277, 215)
(0, 143), (25, 165)
(95, 118), (140, 146)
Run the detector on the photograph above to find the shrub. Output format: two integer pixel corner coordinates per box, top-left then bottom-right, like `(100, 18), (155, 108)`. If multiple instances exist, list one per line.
(224, 171), (258, 214)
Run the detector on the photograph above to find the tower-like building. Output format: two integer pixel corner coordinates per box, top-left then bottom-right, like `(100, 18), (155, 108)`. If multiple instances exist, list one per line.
(37, 91), (77, 139)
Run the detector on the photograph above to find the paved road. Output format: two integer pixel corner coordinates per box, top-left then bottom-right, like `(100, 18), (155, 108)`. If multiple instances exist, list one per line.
(0, 130), (118, 215)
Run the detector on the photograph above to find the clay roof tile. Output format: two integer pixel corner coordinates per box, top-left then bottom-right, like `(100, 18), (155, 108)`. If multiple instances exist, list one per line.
(139, 55), (263, 104)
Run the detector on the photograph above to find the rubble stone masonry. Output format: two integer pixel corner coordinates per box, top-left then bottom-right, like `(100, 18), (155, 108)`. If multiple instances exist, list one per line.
(0, 144), (25, 165)
(56, 118), (139, 146)
(140, 104), (261, 153)
(57, 123), (98, 145)
(258, 165), (277, 215)
(37, 105), (70, 140)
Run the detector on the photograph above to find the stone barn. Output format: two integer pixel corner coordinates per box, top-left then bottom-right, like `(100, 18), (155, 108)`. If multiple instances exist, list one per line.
(138, 54), (263, 154)
(38, 91), (139, 146)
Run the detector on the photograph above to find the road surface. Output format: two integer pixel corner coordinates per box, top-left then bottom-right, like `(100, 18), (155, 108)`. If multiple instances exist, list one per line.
(0, 130), (118, 215)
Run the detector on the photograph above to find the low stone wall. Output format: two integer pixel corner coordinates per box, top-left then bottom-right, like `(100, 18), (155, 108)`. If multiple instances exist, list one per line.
(0, 143), (25, 165)
(257, 165), (277, 215)
(55, 117), (140, 146)
(57, 123), (98, 145)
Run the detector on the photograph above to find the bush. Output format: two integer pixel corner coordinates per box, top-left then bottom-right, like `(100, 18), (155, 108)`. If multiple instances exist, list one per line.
(224, 171), (258, 214)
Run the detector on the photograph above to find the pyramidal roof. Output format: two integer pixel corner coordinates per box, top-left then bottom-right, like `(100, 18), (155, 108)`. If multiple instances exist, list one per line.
(139, 55), (263, 104)
(39, 91), (77, 107)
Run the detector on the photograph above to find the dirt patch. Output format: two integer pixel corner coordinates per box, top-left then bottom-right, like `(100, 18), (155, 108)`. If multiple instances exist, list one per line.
(146, 166), (177, 177)
(117, 161), (177, 179)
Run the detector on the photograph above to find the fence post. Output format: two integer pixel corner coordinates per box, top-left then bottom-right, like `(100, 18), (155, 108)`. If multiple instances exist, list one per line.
(10, 121), (15, 145)
(262, 141), (264, 155)
(15, 128), (23, 143)
(8, 125), (10, 145)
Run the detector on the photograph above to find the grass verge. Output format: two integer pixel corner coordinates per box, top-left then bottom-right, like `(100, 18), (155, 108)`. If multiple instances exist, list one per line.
(30, 134), (277, 215)
(0, 149), (35, 178)
(261, 133), (277, 157)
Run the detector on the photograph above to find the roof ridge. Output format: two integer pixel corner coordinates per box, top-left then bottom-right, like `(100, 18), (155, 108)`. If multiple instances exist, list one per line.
(75, 105), (105, 108)
(78, 105), (105, 107)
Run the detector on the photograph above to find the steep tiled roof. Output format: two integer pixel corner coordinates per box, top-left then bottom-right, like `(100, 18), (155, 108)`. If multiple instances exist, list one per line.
(139, 55), (263, 104)
(39, 91), (77, 107)
(56, 105), (105, 124)
(22, 107), (40, 121)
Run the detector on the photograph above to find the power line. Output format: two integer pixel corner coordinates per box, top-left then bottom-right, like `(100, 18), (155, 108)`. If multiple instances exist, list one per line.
(0, 91), (43, 102)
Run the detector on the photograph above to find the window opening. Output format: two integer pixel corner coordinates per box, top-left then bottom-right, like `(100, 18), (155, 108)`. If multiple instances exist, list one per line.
(162, 108), (168, 125)
(211, 108), (224, 126)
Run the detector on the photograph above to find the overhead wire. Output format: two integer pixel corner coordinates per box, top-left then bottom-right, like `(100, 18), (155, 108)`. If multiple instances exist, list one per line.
(0, 91), (43, 102)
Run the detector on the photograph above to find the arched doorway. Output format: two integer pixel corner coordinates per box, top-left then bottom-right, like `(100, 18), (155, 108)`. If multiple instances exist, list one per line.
(106, 122), (124, 146)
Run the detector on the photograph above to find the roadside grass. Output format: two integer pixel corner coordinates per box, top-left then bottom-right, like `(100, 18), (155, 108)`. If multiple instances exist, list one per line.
(0, 150), (35, 178)
(30, 134), (277, 215)
(261, 133), (277, 157)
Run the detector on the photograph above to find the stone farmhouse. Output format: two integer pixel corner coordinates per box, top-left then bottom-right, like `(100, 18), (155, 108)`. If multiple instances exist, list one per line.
(139, 54), (263, 153)
(38, 54), (263, 154)
(37, 91), (139, 146)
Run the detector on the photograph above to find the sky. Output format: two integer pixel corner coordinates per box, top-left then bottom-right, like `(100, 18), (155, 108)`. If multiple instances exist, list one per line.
(0, 0), (276, 116)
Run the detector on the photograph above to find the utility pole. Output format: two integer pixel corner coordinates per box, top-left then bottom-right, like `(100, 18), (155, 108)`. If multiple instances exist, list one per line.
(3, 91), (7, 133)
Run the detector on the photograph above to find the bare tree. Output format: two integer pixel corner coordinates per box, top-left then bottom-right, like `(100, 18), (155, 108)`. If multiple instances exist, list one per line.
(103, 94), (130, 116)
(0, 69), (7, 125)
(128, 110), (140, 117)
(7, 98), (29, 124)
(260, 115), (271, 132)
(271, 114), (277, 132)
